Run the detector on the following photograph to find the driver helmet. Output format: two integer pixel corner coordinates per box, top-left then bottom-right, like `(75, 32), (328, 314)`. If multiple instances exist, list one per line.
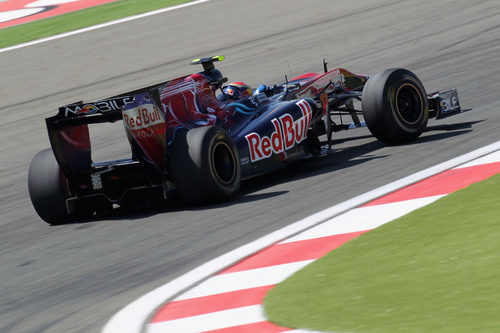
(222, 82), (252, 101)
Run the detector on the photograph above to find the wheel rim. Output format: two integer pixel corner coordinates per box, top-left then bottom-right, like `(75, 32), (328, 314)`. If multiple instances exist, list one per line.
(395, 83), (423, 125)
(212, 142), (237, 185)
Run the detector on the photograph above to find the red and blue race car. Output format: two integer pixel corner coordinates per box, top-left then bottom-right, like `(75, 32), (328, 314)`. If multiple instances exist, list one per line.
(28, 56), (462, 224)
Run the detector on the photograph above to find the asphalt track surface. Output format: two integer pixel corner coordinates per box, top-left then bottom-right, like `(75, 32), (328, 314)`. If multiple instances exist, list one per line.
(0, 0), (499, 332)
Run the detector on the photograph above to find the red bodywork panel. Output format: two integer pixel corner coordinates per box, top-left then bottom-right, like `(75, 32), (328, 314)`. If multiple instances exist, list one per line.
(48, 124), (91, 177)
(292, 68), (367, 99)
(159, 74), (226, 136)
(290, 72), (321, 81)
(122, 73), (232, 171)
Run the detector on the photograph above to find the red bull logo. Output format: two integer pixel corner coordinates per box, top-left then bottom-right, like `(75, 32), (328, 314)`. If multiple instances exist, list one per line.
(123, 104), (163, 130)
(245, 100), (312, 162)
(122, 102), (166, 168)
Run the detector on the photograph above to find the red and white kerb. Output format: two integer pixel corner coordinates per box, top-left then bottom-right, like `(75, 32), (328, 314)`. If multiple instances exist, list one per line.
(146, 150), (500, 333)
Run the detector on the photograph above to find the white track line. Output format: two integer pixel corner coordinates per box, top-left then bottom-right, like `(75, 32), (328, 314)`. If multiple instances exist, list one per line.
(453, 150), (500, 169)
(0, 0), (210, 54)
(102, 140), (500, 333)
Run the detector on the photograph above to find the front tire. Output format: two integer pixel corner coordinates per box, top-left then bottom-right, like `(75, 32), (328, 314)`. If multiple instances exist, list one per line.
(28, 149), (71, 224)
(362, 68), (429, 145)
(170, 126), (241, 204)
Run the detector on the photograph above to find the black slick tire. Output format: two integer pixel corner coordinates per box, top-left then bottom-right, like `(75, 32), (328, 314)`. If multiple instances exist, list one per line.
(28, 149), (71, 224)
(170, 126), (241, 204)
(362, 68), (429, 145)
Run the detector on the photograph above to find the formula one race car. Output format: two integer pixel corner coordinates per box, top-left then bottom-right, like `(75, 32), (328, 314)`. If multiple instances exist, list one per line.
(28, 56), (462, 224)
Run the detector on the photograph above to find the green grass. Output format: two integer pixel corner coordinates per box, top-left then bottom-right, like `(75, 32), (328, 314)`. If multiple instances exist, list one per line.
(264, 173), (500, 333)
(0, 0), (194, 48)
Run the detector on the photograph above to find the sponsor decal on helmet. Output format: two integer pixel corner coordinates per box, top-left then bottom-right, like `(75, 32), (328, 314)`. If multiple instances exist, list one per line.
(245, 100), (312, 162)
(225, 87), (235, 96)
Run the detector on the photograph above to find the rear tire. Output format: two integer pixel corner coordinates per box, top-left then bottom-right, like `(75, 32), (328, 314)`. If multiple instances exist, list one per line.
(28, 149), (71, 224)
(362, 68), (429, 145)
(170, 126), (241, 204)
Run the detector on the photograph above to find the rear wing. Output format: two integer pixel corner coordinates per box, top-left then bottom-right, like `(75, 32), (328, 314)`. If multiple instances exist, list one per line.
(59, 96), (133, 119)
(47, 78), (172, 127)
(49, 96), (133, 128)
(45, 82), (167, 180)
(45, 96), (134, 182)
